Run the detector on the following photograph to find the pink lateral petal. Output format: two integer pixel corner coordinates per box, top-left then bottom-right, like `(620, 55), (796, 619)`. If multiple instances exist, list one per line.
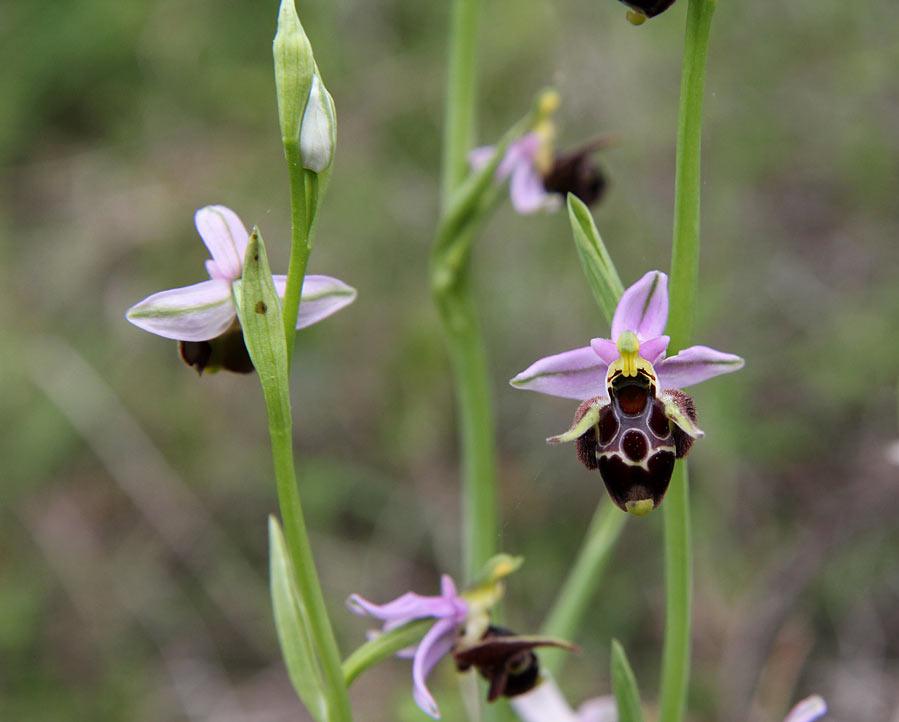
(639, 335), (670, 364)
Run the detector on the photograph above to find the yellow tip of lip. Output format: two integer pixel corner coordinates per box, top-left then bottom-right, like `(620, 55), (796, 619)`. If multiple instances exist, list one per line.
(626, 10), (647, 25)
(626, 499), (654, 516)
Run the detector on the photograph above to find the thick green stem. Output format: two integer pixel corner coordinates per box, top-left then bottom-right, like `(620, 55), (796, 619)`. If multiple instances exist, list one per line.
(281, 143), (312, 366)
(441, 0), (480, 211)
(658, 1), (716, 721)
(540, 501), (627, 677)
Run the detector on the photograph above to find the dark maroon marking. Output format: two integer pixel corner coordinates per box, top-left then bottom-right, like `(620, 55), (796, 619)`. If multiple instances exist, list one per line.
(598, 449), (677, 511)
(616, 384), (649, 415)
(576, 427), (599, 470)
(649, 399), (671, 438)
(598, 405), (619, 444)
(619, 0), (677, 18)
(622, 430), (648, 462)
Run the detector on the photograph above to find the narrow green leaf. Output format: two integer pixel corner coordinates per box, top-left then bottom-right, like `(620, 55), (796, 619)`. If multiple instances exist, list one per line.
(567, 194), (624, 325)
(342, 618), (432, 687)
(269, 517), (328, 722)
(611, 639), (645, 722)
(234, 228), (291, 430)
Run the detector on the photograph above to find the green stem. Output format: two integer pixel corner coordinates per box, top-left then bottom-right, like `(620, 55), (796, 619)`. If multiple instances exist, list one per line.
(441, 0), (480, 211)
(282, 143), (312, 367)
(540, 501), (627, 677)
(433, 266), (499, 581)
(267, 407), (353, 722)
(436, 0), (495, 583)
(658, 1), (716, 720)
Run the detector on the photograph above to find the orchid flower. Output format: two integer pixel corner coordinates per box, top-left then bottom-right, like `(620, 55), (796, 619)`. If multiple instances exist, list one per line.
(469, 91), (609, 214)
(348, 556), (536, 719)
(347, 575), (469, 719)
(511, 270), (744, 514)
(126, 205), (355, 370)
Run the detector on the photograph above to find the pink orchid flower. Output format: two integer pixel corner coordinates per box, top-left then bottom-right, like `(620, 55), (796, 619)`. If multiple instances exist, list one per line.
(126, 205), (355, 342)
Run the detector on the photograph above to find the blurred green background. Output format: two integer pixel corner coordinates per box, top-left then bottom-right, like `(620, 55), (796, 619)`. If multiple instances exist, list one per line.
(1, 0), (897, 720)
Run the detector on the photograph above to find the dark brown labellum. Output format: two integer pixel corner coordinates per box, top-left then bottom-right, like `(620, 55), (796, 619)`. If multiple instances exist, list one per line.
(618, 0), (677, 18)
(573, 377), (696, 512)
(179, 327), (254, 375)
(542, 138), (612, 209)
(453, 626), (575, 702)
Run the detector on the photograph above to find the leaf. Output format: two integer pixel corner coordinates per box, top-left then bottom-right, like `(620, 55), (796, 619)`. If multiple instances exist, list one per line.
(233, 228), (292, 431)
(567, 194), (624, 325)
(610, 639), (645, 722)
(269, 516), (329, 722)
(341, 617), (433, 687)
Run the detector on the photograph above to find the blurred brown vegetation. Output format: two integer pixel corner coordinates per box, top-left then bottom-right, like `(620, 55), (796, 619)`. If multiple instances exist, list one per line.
(1, 0), (897, 720)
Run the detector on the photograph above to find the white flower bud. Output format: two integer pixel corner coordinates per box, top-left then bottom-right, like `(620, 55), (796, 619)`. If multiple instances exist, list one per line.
(299, 73), (336, 173)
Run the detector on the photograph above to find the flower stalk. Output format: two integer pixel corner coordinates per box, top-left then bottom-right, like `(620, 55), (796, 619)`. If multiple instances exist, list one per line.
(236, 230), (352, 722)
(659, 0), (717, 720)
(435, 0), (498, 583)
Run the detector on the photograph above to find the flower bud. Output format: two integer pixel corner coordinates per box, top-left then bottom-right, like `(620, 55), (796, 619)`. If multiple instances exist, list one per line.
(273, 0), (314, 146)
(299, 72), (336, 172)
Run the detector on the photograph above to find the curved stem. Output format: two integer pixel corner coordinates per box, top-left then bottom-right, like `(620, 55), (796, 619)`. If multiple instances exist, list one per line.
(540, 500), (627, 677)
(659, 1), (716, 721)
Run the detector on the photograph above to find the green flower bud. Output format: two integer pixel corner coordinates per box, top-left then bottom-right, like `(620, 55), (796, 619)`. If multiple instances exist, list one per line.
(299, 72), (336, 172)
(273, 0), (314, 146)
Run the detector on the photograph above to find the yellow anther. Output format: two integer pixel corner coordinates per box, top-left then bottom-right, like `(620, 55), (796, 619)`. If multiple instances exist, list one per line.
(537, 89), (561, 118)
(626, 499), (654, 516)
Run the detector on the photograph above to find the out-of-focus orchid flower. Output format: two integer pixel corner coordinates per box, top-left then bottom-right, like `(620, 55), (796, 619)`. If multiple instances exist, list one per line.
(347, 575), (468, 719)
(347, 556), (539, 719)
(783, 695), (828, 722)
(511, 270), (743, 514)
(126, 205), (355, 372)
(469, 91), (610, 214)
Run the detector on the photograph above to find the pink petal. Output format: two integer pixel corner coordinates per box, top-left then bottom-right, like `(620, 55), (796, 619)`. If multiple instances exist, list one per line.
(639, 335), (670, 364)
(126, 279), (235, 341)
(412, 617), (459, 719)
(611, 271), (668, 342)
(195, 205), (250, 282)
(589, 338), (619, 365)
(346, 591), (457, 623)
(272, 274), (357, 329)
(656, 345), (745, 389)
(510, 346), (608, 401)
(783, 695), (827, 722)
(509, 162), (551, 214)
(469, 145), (497, 173)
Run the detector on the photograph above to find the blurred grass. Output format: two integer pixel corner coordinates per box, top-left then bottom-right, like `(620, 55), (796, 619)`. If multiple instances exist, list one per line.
(1, 0), (898, 720)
